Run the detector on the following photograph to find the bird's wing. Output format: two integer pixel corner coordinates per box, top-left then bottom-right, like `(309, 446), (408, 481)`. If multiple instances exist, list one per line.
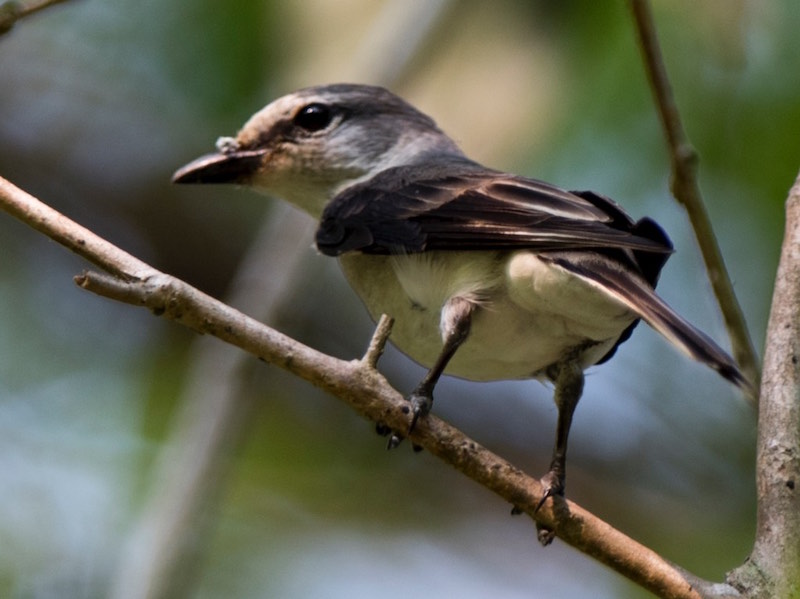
(543, 253), (753, 394)
(315, 165), (673, 256)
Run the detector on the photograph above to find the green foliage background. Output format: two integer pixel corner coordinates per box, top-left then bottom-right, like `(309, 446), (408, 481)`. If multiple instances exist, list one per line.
(0, 1), (797, 597)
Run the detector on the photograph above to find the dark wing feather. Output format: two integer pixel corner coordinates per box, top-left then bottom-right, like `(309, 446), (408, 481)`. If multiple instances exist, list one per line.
(315, 164), (673, 257)
(542, 253), (753, 394)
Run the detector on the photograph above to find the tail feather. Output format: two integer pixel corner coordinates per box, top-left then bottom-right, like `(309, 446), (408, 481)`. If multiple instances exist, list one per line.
(546, 255), (755, 396)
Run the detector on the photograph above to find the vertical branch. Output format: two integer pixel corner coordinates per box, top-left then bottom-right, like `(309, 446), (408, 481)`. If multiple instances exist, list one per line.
(736, 171), (800, 597)
(629, 0), (761, 397)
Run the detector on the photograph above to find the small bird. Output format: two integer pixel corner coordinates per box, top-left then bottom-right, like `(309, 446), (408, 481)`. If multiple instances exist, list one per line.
(173, 83), (751, 510)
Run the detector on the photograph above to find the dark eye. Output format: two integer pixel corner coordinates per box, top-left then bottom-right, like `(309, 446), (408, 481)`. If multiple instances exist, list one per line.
(293, 103), (333, 132)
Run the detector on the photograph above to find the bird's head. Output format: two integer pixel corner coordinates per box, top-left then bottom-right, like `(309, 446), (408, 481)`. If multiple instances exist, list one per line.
(172, 84), (464, 218)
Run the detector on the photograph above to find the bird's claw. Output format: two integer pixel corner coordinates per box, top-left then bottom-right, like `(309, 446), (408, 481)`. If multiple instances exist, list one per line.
(377, 423), (405, 449)
(406, 390), (432, 433)
(386, 433), (403, 449)
(535, 470), (565, 512)
(536, 523), (556, 546)
(383, 391), (433, 450)
(534, 469), (565, 546)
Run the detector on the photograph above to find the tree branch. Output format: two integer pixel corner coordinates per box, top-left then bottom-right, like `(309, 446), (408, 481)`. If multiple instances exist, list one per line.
(728, 171), (800, 598)
(0, 0), (69, 34)
(1, 174), (734, 598)
(108, 205), (318, 599)
(629, 0), (761, 398)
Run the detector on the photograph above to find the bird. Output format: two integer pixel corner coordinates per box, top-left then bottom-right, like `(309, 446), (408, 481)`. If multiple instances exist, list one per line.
(172, 83), (752, 513)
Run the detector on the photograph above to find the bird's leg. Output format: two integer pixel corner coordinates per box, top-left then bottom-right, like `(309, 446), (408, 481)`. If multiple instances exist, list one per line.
(534, 359), (584, 545)
(537, 360), (584, 511)
(388, 297), (474, 448)
(407, 297), (475, 429)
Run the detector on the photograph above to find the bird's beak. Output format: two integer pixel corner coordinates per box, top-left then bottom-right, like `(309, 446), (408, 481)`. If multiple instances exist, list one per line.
(172, 149), (267, 185)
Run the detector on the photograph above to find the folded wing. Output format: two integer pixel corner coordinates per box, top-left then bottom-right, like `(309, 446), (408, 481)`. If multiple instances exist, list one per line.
(316, 164), (673, 257)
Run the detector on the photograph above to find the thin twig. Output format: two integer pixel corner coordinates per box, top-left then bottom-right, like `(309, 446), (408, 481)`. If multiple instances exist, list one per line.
(0, 174), (727, 599)
(0, 178), (151, 277)
(0, 0), (69, 34)
(629, 0), (761, 399)
(361, 313), (394, 368)
(18, 0), (67, 16)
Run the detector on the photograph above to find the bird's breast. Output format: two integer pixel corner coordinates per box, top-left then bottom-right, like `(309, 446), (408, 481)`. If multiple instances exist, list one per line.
(337, 250), (636, 381)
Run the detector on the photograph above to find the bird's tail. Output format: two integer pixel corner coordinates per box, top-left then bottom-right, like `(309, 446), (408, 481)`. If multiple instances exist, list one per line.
(546, 255), (756, 398)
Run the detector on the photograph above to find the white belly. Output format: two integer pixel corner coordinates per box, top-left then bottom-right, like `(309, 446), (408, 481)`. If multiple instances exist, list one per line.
(338, 250), (636, 381)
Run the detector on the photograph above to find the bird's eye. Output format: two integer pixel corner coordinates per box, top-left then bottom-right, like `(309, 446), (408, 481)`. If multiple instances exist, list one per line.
(293, 103), (333, 132)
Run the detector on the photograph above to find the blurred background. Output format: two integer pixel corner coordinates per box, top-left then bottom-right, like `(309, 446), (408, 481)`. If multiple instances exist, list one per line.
(1, 0), (797, 597)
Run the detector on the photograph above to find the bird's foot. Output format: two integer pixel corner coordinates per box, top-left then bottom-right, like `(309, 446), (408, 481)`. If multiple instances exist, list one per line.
(536, 523), (556, 546)
(385, 391), (432, 450)
(535, 470), (565, 512)
(376, 422), (405, 449)
(387, 433), (403, 450)
(406, 390), (432, 433)
(534, 469), (565, 546)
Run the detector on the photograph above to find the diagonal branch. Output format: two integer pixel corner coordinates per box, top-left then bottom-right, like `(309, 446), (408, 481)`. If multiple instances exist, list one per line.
(1, 174), (736, 599)
(629, 0), (761, 398)
(0, 0), (70, 35)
